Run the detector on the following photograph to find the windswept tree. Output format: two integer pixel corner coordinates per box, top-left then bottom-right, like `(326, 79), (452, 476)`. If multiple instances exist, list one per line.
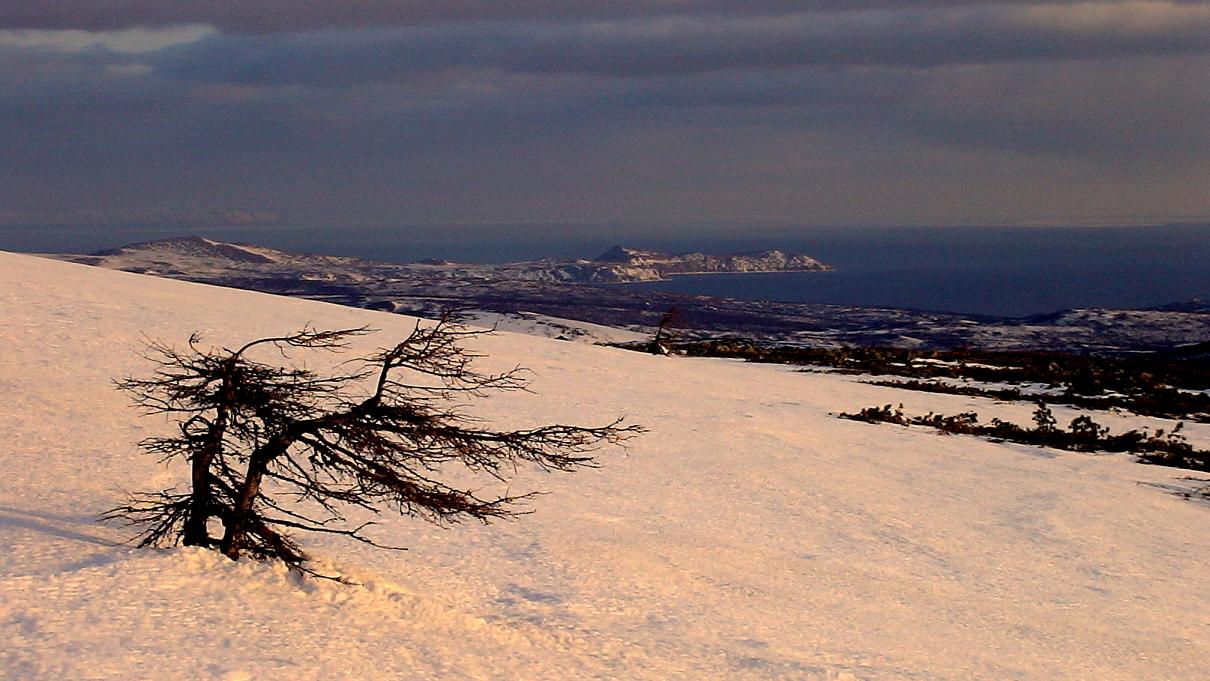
(109, 327), (366, 550)
(107, 317), (642, 567)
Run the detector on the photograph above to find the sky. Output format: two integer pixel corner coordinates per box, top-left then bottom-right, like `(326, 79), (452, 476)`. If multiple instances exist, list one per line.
(2, 1), (1209, 238)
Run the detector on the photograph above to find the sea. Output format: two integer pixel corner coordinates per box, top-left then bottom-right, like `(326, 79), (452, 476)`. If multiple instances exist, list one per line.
(5, 223), (1210, 319)
(622, 224), (1210, 318)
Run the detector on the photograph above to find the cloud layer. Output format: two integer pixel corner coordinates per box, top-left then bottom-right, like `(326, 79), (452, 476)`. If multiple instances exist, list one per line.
(0, 1), (1092, 33)
(1, 1), (1207, 230)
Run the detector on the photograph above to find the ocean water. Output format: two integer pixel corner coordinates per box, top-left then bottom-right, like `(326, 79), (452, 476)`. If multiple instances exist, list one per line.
(623, 225), (1210, 317)
(5, 223), (1209, 318)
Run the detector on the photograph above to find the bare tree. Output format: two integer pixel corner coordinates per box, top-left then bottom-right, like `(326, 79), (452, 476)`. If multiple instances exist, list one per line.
(107, 317), (642, 568)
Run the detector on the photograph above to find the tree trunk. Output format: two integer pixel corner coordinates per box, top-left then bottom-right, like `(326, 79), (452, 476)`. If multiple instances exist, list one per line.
(219, 437), (283, 559)
(184, 368), (236, 547)
(219, 414), (338, 559)
(182, 411), (225, 547)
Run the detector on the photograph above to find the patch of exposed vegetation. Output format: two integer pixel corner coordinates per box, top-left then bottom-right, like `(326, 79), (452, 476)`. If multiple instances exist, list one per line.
(862, 378), (1210, 423)
(838, 403), (1209, 472)
(612, 339), (1210, 422)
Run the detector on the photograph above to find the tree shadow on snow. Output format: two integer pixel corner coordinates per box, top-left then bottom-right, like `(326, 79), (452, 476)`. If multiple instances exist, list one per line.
(0, 505), (118, 548)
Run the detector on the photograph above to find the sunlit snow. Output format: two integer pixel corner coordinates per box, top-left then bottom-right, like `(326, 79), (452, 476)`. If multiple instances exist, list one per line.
(2, 251), (1208, 680)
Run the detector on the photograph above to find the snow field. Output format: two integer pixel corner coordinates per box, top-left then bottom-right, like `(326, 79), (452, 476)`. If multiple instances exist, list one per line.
(2, 251), (1209, 680)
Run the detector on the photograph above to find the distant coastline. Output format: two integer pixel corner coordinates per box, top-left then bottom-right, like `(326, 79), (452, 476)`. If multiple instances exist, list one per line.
(10, 223), (1210, 317)
(36, 235), (1210, 354)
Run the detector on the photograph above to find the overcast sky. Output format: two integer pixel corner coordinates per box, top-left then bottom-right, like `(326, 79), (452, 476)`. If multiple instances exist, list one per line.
(2, 1), (1208, 234)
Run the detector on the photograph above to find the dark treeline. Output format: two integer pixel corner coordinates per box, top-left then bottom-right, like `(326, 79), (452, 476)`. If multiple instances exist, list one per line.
(862, 379), (1210, 424)
(839, 403), (1208, 473)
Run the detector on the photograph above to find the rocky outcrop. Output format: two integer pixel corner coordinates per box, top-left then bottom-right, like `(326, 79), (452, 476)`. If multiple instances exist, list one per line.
(515, 245), (832, 283)
(577, 246), (830, 282)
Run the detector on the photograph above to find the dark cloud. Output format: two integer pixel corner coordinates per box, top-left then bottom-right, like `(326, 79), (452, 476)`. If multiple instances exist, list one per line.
(0, 1), (1088, 33)
(1, 2), (1208, 228)
(4, 48), (1206, 224)
(134, 5), (1210, 86)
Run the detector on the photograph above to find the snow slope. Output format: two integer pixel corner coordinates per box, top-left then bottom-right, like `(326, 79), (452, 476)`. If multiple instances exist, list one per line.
(1, 250), (1209, 680)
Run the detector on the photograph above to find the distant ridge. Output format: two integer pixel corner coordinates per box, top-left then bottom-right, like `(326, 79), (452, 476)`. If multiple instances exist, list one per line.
(594, 246), (657, 262)
(587, 244), (830, 280)
(72, 236), (831, 283)
(91, 236), (277, 265)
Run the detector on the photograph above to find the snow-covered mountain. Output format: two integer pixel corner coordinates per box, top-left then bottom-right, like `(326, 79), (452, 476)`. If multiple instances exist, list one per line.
(3, 250), (1210, 679)
(62, 236), (829, 284)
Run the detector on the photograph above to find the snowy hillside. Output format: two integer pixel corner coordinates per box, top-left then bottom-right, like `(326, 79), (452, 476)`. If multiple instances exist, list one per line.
(2, 250), (1209, 680)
